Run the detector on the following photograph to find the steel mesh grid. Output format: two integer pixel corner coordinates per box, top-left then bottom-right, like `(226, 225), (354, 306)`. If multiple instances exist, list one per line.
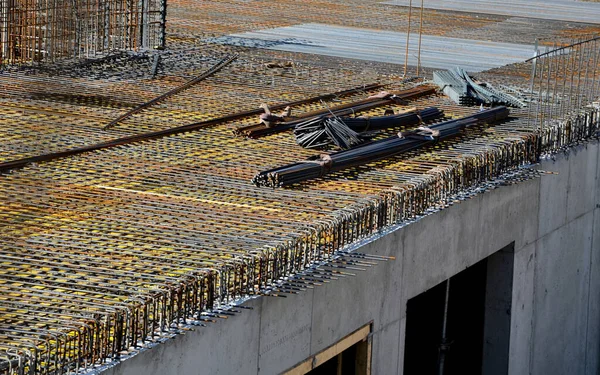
(0, 5), (599, 373)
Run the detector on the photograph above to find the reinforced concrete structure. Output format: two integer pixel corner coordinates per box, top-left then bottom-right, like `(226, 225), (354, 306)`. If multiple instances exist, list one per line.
(0, 1), (599, 374)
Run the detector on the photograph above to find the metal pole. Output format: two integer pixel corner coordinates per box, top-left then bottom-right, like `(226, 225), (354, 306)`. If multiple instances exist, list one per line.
(438, 278), (451, 375)
(416, 0), (424, 76)
(527, 39), (539, 128)
(404, 0), (413, 78)
(159, 0), (166, 49)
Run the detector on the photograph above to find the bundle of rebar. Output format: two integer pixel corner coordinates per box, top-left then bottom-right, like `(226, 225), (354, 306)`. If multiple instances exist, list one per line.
(433, 67), (526, 108)
(253, 106), (510, 187)
(293, 107), (444, 149)
(235, 86), (437, 138)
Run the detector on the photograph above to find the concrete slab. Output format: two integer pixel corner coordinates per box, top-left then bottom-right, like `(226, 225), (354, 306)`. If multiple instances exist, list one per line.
(371, 320), (400, 375)
(210, 24), (535, 72)
(309, 231), (403, 354)
(532, 212), (594, 375)
(101, 298), (262, 375)
(567, 143), (599, 222)
(537, 154), (570, 238)
(586, 208), (600, 375)
(508, 242), (536, 375)
(258, 290), (313, 375)
(384, 0), (600, 24)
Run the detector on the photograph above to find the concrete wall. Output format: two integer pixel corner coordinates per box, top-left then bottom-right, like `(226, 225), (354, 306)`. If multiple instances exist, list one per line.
(102, 141), (600, 375)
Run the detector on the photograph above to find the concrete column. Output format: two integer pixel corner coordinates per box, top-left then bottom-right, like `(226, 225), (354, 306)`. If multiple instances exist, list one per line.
(482, 245), (514, 375)
(508, 243), (536, 375)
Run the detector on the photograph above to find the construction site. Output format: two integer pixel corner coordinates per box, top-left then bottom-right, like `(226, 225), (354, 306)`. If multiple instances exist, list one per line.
(0, 0), (599, 374)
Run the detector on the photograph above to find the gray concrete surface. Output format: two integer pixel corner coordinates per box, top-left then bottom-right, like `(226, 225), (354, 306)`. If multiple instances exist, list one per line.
(532, 213), (593, 375)
(508, 242), (536, 375)
(385, 0), (600, 24)
(587, 208), (600, 375)
(210, 24), (535, 72)
(103, 140), (600, 375)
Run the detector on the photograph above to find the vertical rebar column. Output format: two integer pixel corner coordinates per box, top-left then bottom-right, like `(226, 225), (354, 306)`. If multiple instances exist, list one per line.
(535, 50), (546, 130)
(549, 45), (558, 122)
(139, 0), (147, 48)
(0, 0), (8, 64)
(527, 39), (539, 129)
(71, 0), (79, 58)
(158, 0), (166, 49)
(103, 0), (110, 49)
(590, 38), (600, 103)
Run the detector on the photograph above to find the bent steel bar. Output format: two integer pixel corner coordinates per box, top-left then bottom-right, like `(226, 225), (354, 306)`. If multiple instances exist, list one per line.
(103, 55), (239, 130)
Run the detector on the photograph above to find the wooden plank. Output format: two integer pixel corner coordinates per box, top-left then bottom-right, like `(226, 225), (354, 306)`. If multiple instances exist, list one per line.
(283, 323), (372, 374)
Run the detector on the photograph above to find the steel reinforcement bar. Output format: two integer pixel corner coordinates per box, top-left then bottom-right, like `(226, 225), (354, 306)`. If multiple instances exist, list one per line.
(1, 102), (598, 374)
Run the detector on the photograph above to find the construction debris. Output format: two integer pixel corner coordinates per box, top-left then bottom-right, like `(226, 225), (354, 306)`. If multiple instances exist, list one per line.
(259, 103), (292, 128)
(433, 67), (526, 107)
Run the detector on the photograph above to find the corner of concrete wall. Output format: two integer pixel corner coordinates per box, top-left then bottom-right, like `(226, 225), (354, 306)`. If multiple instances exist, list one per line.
(527, 141), (600, 375)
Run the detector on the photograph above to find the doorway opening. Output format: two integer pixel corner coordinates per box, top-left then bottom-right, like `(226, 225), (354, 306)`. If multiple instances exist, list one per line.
(404, 243), (515, 375)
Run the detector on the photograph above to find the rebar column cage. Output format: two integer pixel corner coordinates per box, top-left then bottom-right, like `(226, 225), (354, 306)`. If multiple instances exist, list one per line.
(0, 0), (166, 66)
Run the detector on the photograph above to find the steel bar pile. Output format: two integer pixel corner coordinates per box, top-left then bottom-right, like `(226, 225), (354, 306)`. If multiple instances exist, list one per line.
(0, 0), (167, 66)
(254, 107), (510, 187)
(433, 67), (525, 107)
(235, 86), (437, 139)
(294, 107), (443, 149)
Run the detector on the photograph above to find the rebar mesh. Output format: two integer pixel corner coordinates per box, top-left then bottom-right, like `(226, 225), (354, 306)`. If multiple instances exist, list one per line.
(0, 27), (599, 375)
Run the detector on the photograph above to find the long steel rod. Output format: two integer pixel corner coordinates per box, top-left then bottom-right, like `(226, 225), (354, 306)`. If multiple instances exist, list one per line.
(438, 278), (451, 375)
(103, 54), (238, 130)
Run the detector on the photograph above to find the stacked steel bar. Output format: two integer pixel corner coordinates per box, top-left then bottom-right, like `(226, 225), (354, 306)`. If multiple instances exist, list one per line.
(433, 67), (525, 107)
(254, 107), (510, 187)
(0, 0), (166, 66)
(293, 107), (443, 149)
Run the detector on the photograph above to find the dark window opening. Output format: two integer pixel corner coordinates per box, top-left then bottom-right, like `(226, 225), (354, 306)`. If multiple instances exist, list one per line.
(404, 243), (514, 375)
